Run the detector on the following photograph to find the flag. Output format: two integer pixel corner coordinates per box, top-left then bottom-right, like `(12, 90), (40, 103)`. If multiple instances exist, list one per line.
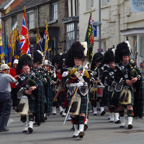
(45, 22), (50, 52)
(4, 34), (8, 63)
(41, 30), (46, 52)
(27, 47), (30, 54)
(85, 13), (93, 62)
(8, 38), (11, 67)
(11, 31), (15, 67)
(15, 24), (20, 59)
(39, 34), (43, 52)
(0, 27), (4, 63)
(20, 8), (29, 55)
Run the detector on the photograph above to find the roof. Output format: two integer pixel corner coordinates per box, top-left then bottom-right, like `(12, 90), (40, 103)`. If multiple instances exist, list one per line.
(2, 0), (56, 20)
(0, 0), (12, 10)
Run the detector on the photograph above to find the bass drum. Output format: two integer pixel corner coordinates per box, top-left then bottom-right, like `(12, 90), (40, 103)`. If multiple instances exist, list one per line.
(97, 85), (105, 97)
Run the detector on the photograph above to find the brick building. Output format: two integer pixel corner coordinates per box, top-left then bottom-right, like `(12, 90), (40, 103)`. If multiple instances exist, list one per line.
(0, 0), (22, 43)
(2, 0), (69, 59)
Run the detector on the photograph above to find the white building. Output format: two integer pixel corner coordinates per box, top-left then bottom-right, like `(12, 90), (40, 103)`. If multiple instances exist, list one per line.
(79, 0), (144, 67)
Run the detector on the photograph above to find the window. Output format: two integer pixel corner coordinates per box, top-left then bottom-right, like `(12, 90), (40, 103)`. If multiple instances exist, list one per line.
(129, 35), (137, 60)
(102, 0), (110, 6)
(66, 23), (75, 49)
(27, 10), (35, 30)
(51, 3), (58, 20)
(76, 0), (79, 16)
(12, 15), (17, 30)
(86, 0), (93, 11)
(76, 23), (79, 41)
(68, 0), (79, 17)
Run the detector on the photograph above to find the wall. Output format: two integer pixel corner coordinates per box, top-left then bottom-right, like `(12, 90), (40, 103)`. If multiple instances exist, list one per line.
(79, 0), (144, 54)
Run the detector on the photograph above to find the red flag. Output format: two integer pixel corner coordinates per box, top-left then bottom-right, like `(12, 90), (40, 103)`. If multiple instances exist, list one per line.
(20, 9), (29, 55)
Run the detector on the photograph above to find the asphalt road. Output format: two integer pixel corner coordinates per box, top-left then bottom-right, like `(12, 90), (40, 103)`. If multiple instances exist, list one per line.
(1, 109), (144, 144)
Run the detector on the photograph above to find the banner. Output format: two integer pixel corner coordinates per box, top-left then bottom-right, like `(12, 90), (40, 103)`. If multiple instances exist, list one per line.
(85, 13), (93, 62)
(131, 0), (144, 12)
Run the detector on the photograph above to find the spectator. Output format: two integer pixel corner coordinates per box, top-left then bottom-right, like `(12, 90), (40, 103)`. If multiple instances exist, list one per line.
(0, 64), (16, 132)
(10, 59), (18, 109)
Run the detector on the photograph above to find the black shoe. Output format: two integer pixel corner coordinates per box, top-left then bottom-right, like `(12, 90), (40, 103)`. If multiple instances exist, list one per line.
(70, 126), (74, 131)
(60, 111), (63, 115)
(120, 126), (125, 128)
(79, 131), (84, 138)
(28, 127), (33, 133)
(84, 124), (88, 131)
(115, 120), (121, 124)
(73, 135), (79, 138)
(0, 128), (9, 132)
(128, 124), (133, 129)
(101, 111), (105, 116)
(44, 116), (47, 121)
(93, 113), (97, 116)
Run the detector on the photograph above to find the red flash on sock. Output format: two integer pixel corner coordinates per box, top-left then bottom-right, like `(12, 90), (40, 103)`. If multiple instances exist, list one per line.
(71, 119), (74, 124)
(83, 118), (86, 123)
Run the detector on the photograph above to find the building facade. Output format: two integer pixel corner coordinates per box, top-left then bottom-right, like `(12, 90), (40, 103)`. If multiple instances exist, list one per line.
(0, 0), (23, 43)
(2, 0), (68, 60)
(79, 0), (144, 67)
(62, 0), (79, 50)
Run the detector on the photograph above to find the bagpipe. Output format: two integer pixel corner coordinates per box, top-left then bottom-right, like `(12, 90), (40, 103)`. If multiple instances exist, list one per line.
(119, 51), (140, 105)
(15, 71), (39, 115)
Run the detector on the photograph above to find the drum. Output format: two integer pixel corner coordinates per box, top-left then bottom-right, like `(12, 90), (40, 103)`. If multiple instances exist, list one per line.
(97, 85), (105, 97)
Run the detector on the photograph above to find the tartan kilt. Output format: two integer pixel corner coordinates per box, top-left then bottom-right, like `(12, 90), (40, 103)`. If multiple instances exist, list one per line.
(111, 90), (134, 107)
(58, 91), (67, 106)
(45, 82), (53, 113)
(28, 96), (37, 114)
(68, 92), (88, 114)
(80, 94), (87, 114)
(103, 89), (113, 107)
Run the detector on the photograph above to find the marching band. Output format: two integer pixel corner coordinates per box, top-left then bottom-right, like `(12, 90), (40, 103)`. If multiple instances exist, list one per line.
(0, 39), (144, 139)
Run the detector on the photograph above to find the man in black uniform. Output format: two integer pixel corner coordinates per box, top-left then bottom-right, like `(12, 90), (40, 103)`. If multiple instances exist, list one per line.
(16, 54), (45, 133)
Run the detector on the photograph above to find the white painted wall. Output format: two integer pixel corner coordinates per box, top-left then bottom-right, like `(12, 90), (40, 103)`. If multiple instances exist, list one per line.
(79, 0), (144, 54)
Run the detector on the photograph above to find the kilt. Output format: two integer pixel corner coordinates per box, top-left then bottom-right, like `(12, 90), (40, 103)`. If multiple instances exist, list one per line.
(45, 82), (53, 113)
(103, 89), (113, 107)
(111, 90), (134, 107)
(28, 96), (37, 114)
(58, 91), (67, 106)
(68, 91), (87, 114)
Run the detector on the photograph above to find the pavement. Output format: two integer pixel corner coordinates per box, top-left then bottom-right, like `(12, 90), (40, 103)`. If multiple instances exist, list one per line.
(1, 109), (144, 144)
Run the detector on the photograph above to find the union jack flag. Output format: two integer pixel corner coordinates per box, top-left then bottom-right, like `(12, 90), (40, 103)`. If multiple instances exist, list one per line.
(20, 10), (29, 55)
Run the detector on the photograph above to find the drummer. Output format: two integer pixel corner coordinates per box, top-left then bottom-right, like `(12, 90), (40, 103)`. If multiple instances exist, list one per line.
(90, 52), (105, 116)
